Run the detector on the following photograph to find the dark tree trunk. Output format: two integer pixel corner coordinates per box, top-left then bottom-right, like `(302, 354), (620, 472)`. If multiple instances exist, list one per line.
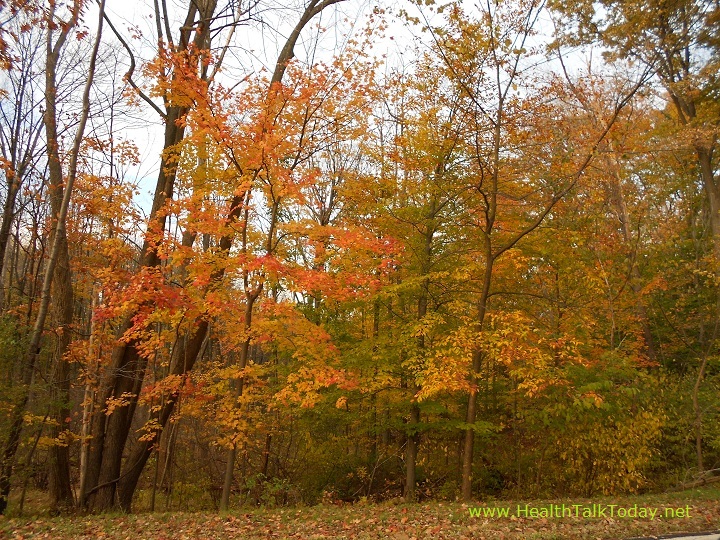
(47, 232), (74, 511)
(405, 403), (420, 502)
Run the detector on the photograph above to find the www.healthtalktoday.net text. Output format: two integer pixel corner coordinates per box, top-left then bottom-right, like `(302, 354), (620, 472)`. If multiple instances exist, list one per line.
(469, 504), (692, 520)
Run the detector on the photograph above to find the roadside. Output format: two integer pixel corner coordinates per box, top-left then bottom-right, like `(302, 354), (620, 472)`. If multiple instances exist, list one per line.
(2, 487), (719, 539)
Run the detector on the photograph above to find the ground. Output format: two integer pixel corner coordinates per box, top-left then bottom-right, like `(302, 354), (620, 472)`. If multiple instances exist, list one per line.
(2, 488), (719, 539)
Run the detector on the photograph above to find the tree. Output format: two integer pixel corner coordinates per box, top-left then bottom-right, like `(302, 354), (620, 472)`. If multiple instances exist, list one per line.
(0, 23), (44, 310)
(550, 0), (719, 475)
(410, 0), (650, 499)
(81, 0), (350, 512)
(363, 62), (472, 501)
(0, 0), (106, 514)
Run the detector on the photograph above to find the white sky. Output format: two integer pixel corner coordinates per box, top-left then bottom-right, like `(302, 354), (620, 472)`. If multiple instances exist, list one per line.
(78, 0), (602, 220)
(94, 0), (407, 215)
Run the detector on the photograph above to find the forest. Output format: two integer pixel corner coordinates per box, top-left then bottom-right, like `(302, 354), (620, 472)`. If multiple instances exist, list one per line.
(0, 0), (718, 517)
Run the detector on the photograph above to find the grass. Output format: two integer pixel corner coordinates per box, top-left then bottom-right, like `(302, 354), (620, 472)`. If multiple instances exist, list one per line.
(1, 488), (719, 539)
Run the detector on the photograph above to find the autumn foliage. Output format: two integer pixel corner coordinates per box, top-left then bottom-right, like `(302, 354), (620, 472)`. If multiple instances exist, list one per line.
(0, 0), (718, 516)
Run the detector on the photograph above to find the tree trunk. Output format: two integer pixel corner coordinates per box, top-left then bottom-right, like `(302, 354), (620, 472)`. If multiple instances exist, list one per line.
(461, 348), (483, 501)
(47, 233), (74, 512)
(405, 217), (435, 502)
(405, 403), (420, 502)
(692, 353), (709, 473)
(219, 284), (262, 510)
(461, 240), (493, 501)
(692, 117), (718, 476)
(44, 36), (76, 508)
(607, 162), (657, 361)
(698, 147), (720, 263)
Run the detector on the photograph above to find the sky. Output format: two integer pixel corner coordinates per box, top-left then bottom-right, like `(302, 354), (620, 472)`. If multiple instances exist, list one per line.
(94, 0), (400, 214)
(41, 0), (605, 222)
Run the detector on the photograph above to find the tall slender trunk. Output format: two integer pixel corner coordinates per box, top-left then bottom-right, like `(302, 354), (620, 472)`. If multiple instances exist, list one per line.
(692, 130), (718, 476)
(47, 233), (74, 511)
(693, 353), (709, 473)
(78, 288), (99, 502)
(220, 194), (275, 511)
(405, 403), (420, 502)
(405, 210), (436, 502)
(461, 241), (493, 501)
(370, 299), (380, 464)
(462, 79), (501, 500)
(44, 33), (76, 507)
(606, 162), (657, 361)
(219, 303), (255, 510)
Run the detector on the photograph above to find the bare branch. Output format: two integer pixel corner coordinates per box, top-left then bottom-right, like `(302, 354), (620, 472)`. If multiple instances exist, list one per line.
(102, 11), (167, 120)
